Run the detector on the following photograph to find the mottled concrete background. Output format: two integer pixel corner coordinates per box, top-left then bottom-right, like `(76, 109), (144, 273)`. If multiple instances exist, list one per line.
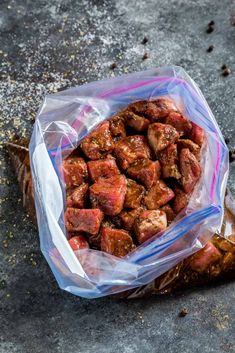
(0, 1), (235, 352)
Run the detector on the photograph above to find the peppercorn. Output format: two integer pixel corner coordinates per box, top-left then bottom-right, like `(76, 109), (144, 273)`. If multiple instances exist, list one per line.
(207, 45), (214, 52)
(142, 53), (149, 60)
(141, 37), (148, 45)
(222, 68), (231, 77)
(179, 308), (188, 317)
(110, 63), (117, 70)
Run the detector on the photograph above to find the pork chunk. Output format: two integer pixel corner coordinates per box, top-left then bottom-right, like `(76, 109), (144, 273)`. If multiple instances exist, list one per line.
(109, 116), (126, 140)
(188, 122), (205, 146)
(66, 183), (89, 208)
(144, 180), (175, 210)
(189, 242), (222, 273)
(101, 227), (134, 257)
(165, 112), (192, 136)
(177, 139), (201, 160)
(124, 179), (145, 209)
(114, 135), (152, 170)
(129, 98), (178, 121)
(124, 111), (150, 131)
(127, 159), (161, 189)
(68, 235), (89, 251)
(119, 208), (144, 231)
(172, 186), (189, 214)
(148, 123), (179, 153)
(65, 208), (103, 234)
(134, 210), (167, 244)
(89, 175), (127, 216)
(80, 121), (114, 159)
(62, 157), (88, 188)
(87, 158), (120, 182)
(179, 148), (201, 193)
(160, 204), (176, 225)
(158, 144), (181, 179)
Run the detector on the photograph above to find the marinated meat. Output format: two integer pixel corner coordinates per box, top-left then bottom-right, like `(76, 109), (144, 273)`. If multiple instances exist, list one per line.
(189, 242), (222, 273)
(61, 98), (205, 257)
(128, 98), (178, 121)
(114, 135), (152, 170)
(188, 122), (205, 146)
(179, 148), (201, 193)
(101, 227), (134, 257)
(149, 97), (178, 119)
(124, 179), (145, 209)
(89, 175), (127, 216)
(148, 123), (179, 153)
(67, 183), (89, 208)
(65, 208), (103, 234)
(87, 158), (120, 182)
(144, 180), (175, 209)
(165, 112), (192, 136)
(62, 157), (88, 188)
(134, 209), (167, 244)
(158, 144), (181, 179)
(124, 111), (150, 131)
(109, 116), (126, 140)
(172, 186), (189, 214)
(160, 204), (176, 224)
(177, 139), (201, 160)
(119, 208), (144, 231)
(68, 235), (90, 251)
(127, 159), (161, 189)
(80, 121), (114, 159)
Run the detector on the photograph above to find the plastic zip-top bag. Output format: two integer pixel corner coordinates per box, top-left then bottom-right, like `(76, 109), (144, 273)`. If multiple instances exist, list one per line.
(29, 66), (229, 298)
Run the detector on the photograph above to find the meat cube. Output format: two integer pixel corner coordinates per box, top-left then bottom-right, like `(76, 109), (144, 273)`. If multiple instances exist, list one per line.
(144, 180), (175, 210)
(179, 148), (201, 193)
(172, 186), (189, 214)
(148, 123), (179, 153)
(188, 122), (205, 146)
(165, 112), (192, 136)
(160, 204), (176, 225)
(101, 227), (134, 257)
(129, 98), (178, 121)
(119, 208), (143, 231)
(109, 115), (126, 140)
(158, 144), (181, 179)
(124, 179), (145, 209)
(127, 159), (161, 189)
(134, 209), (167, 244)
(68, 235), (89, 251)
(62, 157), (88, 188)
(66, 183), (88, 208)
(149, 97), (178, 120)
(87, 158), (120, 182)
(88, 233), (101, 250)
(124, 111), (150, 131)
(80, 121), (114, 159)
(189, 242), (222, 273)
(89, 175), (127, 216)
(177, 139), (201, 160)
(114, 135), (152, 170)
(65, 208), (103, 234)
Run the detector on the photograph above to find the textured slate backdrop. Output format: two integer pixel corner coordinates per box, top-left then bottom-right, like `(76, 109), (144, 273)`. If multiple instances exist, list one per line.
(0, 1), (235, 352)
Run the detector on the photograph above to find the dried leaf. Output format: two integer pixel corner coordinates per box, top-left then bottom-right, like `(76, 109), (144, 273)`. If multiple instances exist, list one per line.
(6, 138), (37, 224)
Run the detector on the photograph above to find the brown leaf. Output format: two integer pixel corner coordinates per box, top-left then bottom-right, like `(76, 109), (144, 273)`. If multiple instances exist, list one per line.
(6, 138), (37, 224)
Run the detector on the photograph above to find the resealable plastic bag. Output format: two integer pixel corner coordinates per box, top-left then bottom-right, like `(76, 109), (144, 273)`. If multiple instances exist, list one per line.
(29, 66), (229, 298)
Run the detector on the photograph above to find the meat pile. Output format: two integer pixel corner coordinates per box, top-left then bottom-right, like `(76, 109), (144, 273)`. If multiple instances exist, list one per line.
(63, 97), (204, 258)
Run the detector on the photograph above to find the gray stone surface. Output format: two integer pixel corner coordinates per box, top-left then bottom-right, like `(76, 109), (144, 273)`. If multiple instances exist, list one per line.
(0, 0), (235, 352)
